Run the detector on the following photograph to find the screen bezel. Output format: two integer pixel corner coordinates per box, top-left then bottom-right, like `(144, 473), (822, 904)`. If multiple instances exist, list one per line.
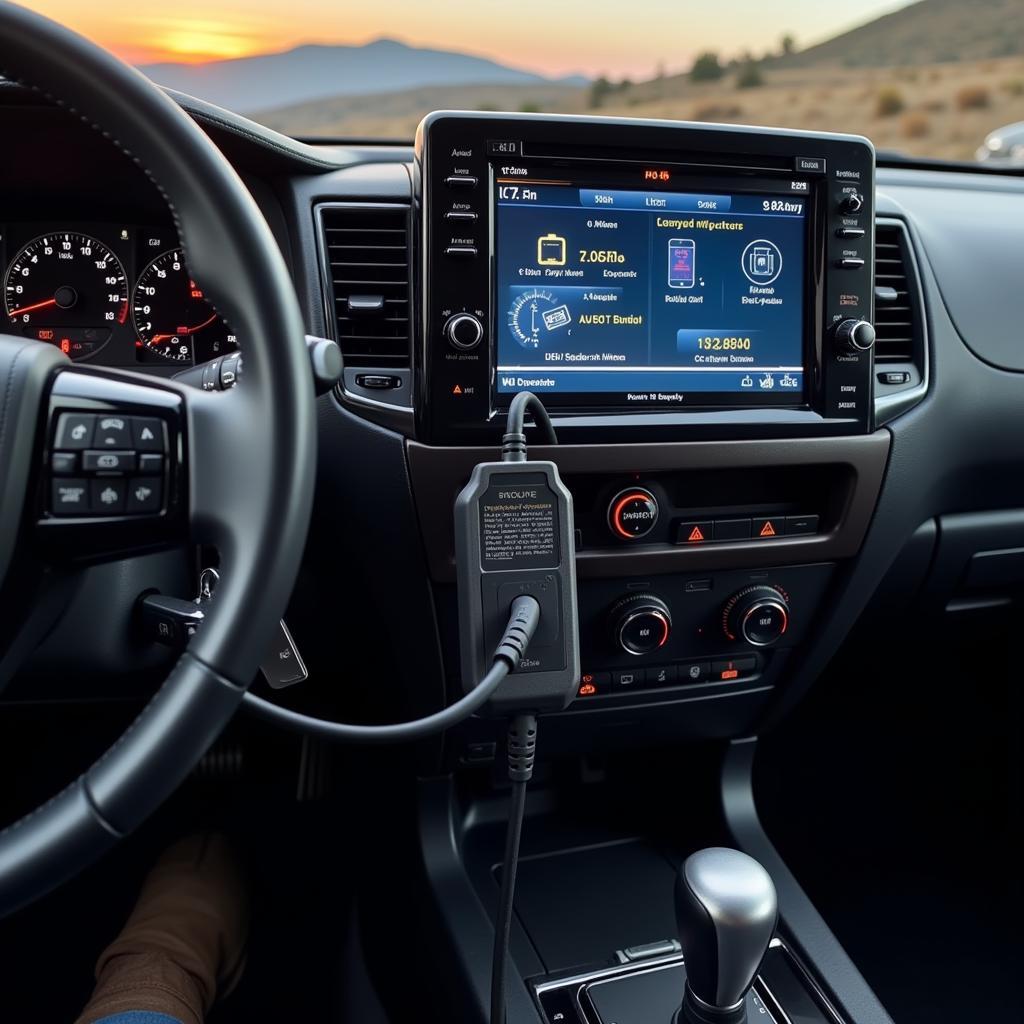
(488, 160), (820, 417)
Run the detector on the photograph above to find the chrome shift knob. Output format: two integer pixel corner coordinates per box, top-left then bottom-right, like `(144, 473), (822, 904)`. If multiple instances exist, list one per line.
(675, 848), (777, 1023)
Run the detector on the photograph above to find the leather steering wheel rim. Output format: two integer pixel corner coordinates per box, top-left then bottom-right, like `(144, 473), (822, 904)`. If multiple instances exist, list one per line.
(0, 3), (316, 916)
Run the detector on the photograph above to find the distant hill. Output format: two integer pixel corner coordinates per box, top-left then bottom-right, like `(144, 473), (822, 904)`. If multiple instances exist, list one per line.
(780, 0), (1024, 68)
(140, 38), (587, 113)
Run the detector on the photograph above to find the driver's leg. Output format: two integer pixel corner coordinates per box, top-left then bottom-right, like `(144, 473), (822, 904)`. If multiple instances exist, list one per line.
(74, 833), (249, 1024)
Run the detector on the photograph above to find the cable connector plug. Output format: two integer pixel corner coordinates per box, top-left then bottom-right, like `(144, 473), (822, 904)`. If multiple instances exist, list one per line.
(493, 594), (541, 671)
(506, 713), (538, 783)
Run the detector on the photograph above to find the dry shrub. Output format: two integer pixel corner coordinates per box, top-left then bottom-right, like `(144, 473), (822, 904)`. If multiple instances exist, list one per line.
(1001, 78), (1024, 96)
(955, 84), (990, 110)
(875, 87), (905, 117)
(691, 101), (743, 121)
(902, 111), (930, 138)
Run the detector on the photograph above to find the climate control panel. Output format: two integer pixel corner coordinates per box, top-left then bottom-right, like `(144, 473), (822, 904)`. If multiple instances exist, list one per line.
(570, 563), (831, 706)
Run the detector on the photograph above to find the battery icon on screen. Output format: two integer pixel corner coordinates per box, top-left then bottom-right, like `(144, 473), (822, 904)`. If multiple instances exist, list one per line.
(537, 233), (567, 266)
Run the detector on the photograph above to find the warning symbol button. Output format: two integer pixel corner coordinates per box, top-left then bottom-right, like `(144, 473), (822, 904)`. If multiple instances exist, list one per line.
(678, 521), (713, 545)
(753, 517), (784, 539)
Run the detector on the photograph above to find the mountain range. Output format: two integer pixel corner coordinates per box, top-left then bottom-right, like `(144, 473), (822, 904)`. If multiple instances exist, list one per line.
(140, 38), (587, 113)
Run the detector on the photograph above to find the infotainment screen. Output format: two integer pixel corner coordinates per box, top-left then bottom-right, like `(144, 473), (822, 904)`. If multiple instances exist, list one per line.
(493, 178), (808, 408)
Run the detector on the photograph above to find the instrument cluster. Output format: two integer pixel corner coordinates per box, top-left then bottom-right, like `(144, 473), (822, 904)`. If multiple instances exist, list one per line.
(1, 222), (238, 366)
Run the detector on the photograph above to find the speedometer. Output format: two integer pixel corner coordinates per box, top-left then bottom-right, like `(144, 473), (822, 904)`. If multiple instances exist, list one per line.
(132, 250), (237, 363)
(4, 232), (128, 360)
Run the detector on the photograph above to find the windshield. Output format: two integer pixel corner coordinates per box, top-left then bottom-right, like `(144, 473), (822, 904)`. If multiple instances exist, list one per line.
(28, 0), (1024, 163)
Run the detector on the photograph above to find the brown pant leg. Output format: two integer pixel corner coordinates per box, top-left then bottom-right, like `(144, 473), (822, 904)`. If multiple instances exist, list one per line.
(74, 951), (206, 1024)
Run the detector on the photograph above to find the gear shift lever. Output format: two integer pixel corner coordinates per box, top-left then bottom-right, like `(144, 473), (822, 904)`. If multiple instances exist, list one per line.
(674, 848), (778, 1024)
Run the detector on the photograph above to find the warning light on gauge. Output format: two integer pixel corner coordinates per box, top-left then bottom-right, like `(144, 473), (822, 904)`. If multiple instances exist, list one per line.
(578, 682), (597, 697)
(643, 169), (671, 181)
(60, 338), (71, 355)
(37, 330), (54, 341)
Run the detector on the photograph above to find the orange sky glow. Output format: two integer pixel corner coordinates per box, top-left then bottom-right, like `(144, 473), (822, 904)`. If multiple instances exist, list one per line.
(20, 1), (910, 76)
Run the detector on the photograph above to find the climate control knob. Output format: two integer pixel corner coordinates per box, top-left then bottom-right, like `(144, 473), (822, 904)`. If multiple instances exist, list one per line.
(722, 586), (790, 647)
(834, 318), (875, 354)
(610, 593), (672, 656)
(444, 313), (484, 350)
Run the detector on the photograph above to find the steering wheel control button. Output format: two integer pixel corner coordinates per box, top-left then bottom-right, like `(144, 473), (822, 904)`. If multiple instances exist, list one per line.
(131, 417), (165, 451)
(55, 412), (95, 449)
(137, 453), (164, 475)
(51, 479), (90, 515)
(608, 488), (659, 539)
(677, 520), (713, 544)
(50, 451), (77, 475)
(610, 593), (672, 656)
(713, 518), (751, 542)
(785, 514), (820, 536)
(752, 516), (785, 539)
(126, 478), (162, 514)
(723, 585), (791, 647)
(90, 478), (126, 513)
(82, 449), (135, 472)
(94, 415), (131, 448)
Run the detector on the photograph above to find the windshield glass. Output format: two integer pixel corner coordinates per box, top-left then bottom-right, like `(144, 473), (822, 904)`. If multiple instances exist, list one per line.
(28, 0), (1024, 163)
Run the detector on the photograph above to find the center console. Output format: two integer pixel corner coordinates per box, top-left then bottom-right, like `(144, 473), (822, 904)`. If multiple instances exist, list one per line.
(417, 111), (875, 444)
(408, 112), (887, 747)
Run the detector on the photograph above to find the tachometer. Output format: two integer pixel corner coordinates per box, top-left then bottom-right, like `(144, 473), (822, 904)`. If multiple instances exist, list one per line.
(4, 232), (128, 360)
(132, 250), (237, 363)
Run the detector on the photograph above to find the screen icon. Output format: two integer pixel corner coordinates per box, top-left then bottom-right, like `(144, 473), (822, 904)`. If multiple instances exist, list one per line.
(541, 304), (572, 331)
(537, 233), (567, 266)
(741, 239), (783, 285)
(668, 238), (695, 289)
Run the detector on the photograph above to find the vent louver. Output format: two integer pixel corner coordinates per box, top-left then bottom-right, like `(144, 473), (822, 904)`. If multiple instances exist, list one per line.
(319, 204), (411, 366)
(873, 221), (920, 363)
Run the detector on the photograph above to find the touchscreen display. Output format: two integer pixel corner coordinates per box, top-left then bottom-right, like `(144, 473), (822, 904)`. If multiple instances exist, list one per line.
(494, 180), (807, 406)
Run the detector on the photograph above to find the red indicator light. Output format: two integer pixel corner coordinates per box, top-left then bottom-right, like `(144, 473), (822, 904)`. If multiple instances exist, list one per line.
(60, 338), (71, 354)
(643, 169), (671, 181)
(687, 525), (705, 542)
(578, 682), (597, 697)
(37, 329), (54, 341)
(721, 669), (739, 680)
(759, 521), (777, 537)
(452, 384), (463, 395)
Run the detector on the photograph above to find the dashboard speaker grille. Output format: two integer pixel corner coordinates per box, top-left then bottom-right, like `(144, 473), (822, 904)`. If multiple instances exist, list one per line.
(319, 204), (411, 366)
(873, 221), (920, 363)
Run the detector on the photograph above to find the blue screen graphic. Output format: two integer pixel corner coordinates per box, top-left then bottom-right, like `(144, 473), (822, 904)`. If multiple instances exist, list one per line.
(494, 183), (807, 403)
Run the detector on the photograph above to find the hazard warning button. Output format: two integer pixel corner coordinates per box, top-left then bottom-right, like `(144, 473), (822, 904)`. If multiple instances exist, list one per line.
(677, 520), (714, 545)
(752, 517), (786, 539)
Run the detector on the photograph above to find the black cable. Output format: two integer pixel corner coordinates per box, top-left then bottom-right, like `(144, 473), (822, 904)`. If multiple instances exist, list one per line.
(502, 390), (558, 461)
(490, 713), (538, 1024)
(241, 595), (540, 744)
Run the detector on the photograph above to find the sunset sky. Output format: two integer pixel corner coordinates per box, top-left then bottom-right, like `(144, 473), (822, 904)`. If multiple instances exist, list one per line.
(23, 0), (911, 76)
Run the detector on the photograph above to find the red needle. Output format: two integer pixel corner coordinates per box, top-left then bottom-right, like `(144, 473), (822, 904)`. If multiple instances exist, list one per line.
(7, 297), (58, 318)
(149, 312), (219, 346)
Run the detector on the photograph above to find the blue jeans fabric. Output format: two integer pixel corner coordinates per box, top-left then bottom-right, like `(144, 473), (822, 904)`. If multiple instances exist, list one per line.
(94, 1015), (184, 1024)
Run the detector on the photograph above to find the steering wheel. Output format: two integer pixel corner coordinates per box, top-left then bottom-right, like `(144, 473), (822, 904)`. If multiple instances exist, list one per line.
(0, 3), (316, 916)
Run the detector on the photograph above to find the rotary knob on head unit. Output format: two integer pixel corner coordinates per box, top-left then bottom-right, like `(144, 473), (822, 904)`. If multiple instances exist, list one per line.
(834, 318), (876, 354)
(608, 487), (659, 540)
(610, 593), (672, 656)
(722, 585), (790, 648)
(839, 191), (864, 214)
(444, 312), (483, 350)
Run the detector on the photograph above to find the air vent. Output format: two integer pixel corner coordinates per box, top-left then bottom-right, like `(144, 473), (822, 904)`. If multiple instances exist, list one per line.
(873, 221), (920, 363)
(319, 204), (411, 366)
